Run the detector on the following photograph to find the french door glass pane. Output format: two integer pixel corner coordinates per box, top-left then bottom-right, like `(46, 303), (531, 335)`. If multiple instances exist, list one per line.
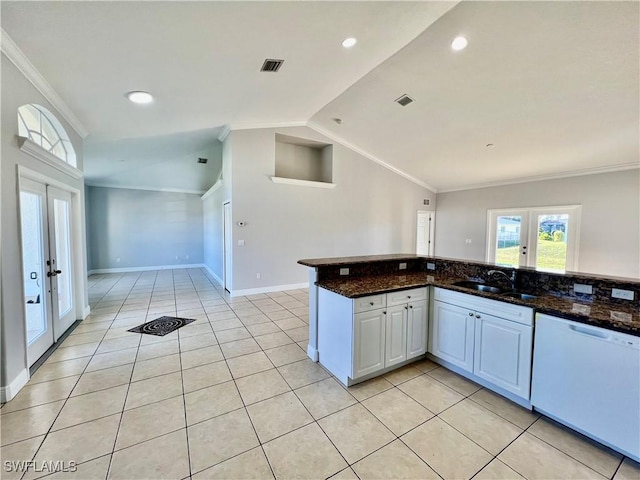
(495, 215), (522, 268)
(53, 198), (73, 317)
(20, 191), (47, 344)
(536, 214), (569, 272)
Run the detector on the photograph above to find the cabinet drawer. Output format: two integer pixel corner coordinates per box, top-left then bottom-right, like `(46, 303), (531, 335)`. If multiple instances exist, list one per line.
(354, 294), (386, 313)
(387, 287), (427, 307)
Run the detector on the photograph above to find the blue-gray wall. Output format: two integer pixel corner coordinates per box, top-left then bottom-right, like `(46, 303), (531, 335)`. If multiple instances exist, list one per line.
(86, 186), (204, 271)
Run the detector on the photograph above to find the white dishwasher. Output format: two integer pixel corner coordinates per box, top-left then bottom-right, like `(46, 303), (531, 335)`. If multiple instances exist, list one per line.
(532, 313), (640, 461)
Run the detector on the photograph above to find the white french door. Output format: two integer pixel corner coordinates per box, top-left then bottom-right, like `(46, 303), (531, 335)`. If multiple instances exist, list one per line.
(487, 206), (581, 272)
(20, 179), (76, 366)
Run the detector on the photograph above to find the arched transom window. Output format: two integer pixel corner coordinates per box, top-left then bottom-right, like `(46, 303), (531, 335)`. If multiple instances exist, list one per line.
(18, 104), (77, 167)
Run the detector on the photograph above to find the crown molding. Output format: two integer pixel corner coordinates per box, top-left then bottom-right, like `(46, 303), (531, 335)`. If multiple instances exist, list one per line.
(217, 120), (310, 142)
(230, 121), (308, 131)
(85, 182), (205, 195)
(201, 179), (223, 200)
(437, 162), (640, 193)
(307, 120), (437, 193)
(2, 29), (89, 139)
(217, 125), (231, 142)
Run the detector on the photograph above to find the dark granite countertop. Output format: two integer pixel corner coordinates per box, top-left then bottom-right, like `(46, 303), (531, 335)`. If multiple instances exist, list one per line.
(298, 254), (425, 268)
(317, 272), (640, 337)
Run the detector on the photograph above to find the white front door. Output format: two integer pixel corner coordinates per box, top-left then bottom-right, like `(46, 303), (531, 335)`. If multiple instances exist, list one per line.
(47, 186), (76, 339)
(20, 179), (76, 366)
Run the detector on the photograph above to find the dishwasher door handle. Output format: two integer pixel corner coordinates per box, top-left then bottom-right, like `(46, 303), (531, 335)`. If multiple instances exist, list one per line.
(569, 324), (610, 339)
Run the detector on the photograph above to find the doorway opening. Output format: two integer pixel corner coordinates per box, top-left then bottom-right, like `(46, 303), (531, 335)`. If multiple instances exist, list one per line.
(416, 211), (435, 256)
(223, 201), (232, 293)
(486, 205), (581, 272)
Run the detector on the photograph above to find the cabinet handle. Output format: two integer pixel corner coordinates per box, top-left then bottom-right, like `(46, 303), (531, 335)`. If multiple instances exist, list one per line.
(405, 306), (408, 310)
(409, 305), (413, 309)
(468, 312), (474, 316)
(383, 311), (386, 315)
(475, 314), (481, 319)
(370, 302), (374, 306)
(408, 295), (411, 299)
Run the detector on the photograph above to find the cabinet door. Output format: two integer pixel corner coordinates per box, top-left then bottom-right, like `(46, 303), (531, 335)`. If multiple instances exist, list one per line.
(385, 305), (407, 367)
(431, 301), (475, 373)
(353, 309), (386, 379)
(474, 313), (533, 399)
(407, 300), (428, 359)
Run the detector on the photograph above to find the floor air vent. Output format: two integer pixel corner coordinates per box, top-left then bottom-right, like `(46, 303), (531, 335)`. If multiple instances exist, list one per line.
(395, 94), (414, 107)
(261, 59), (284, 72)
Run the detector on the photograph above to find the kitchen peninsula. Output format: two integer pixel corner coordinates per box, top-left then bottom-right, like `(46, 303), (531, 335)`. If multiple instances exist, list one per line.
(298, 253), (640, 461)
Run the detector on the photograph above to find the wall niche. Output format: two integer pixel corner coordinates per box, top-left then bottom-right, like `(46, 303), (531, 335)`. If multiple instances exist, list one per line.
(271, 134), (335, 188)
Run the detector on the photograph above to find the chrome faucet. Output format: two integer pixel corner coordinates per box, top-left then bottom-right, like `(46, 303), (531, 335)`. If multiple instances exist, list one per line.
(487, 270), (516, 289)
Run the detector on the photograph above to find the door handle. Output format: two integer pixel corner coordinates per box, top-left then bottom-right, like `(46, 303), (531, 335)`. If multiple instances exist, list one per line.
(569, 324), (609, 339)
(47, 270), (62, 277)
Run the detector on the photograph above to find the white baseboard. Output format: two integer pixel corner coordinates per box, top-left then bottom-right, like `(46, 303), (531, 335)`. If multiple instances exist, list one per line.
(232, 282), (308, 297)
(1, 368), (30, 403)
(88, 264), (206, 275)
(82, 305), (91, 319)
(202, 265), (223, 287)
(307, 345), (319, 362)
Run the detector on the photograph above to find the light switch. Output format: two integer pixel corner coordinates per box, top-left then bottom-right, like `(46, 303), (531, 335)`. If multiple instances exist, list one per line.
(238, 240), (245, 246)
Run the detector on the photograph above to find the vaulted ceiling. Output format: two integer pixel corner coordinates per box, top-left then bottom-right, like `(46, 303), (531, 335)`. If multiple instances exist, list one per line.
(2, 1), (638, 192)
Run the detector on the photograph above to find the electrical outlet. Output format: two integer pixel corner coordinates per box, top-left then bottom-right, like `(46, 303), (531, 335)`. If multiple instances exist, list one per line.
(465, 239), (472, 244)
(574, 283), (593, 294)
(186, 255), (189, 260)
(426, 262), (436, 270)
(256, 273), (261, 279)
(116, 257), (120, 263)
(399, 262), (407, 270)
(612, 288), (634, 300)
(238, 240), (245, 246)
(339, 268), (349, 276)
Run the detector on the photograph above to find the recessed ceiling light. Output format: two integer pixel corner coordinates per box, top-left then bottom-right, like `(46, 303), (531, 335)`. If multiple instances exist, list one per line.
(451, 35), (468, 51)
(342, 37), (357, 48)
(333, 118), (343, 125)
(127, 91), (153, 104)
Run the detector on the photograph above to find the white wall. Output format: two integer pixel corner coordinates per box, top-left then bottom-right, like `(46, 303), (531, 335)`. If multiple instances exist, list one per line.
(86, 186), (204, 271)
(229, 126), (435, 291)
(434, 169), (640, 278)
(1, 54), (87, 391)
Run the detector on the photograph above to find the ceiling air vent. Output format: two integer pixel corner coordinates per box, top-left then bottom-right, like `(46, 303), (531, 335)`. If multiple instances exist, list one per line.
(395, 94), (414, 107)
(261, 59), (284, 72)
(198, 158), (208, 164)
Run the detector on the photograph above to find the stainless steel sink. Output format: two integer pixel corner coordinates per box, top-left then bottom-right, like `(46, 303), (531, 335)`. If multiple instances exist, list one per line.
(452, 281), (504, 294)
(501, 291), (537, 300)
(452, 281), (536, 300)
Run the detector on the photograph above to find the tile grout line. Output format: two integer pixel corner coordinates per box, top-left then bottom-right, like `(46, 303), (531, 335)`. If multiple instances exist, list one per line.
(15, 271), (142, 480)
(103, 270), (153, 479)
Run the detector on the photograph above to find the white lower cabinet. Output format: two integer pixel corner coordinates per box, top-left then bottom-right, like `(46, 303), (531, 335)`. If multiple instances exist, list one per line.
(318, 287), (428, 386)
(353, 309), (386, 379)
(407, 300), (428, 359)
(384, 305), (407, 367)
(430, 288), (533, 405)
(431, 301), (475, 372)
(474, 313), (532, 399)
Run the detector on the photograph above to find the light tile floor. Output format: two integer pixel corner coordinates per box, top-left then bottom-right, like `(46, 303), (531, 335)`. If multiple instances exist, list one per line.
(1, 268), (639, 480)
